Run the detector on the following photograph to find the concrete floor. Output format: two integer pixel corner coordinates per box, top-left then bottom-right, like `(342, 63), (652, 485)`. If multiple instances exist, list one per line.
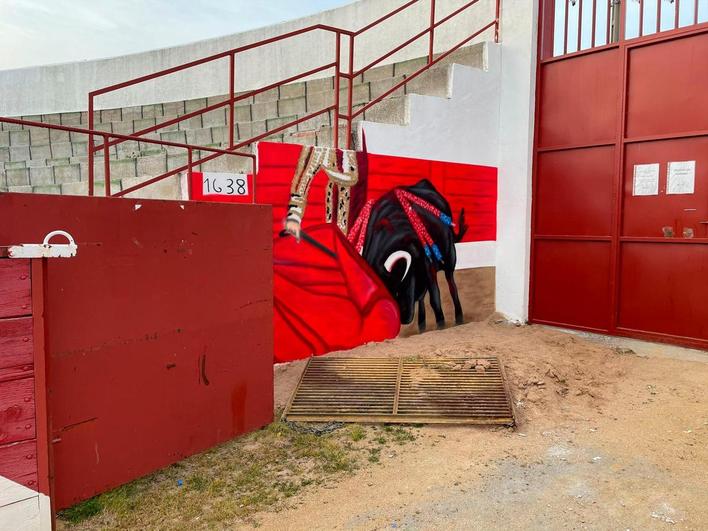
(547, 326), (708, 364)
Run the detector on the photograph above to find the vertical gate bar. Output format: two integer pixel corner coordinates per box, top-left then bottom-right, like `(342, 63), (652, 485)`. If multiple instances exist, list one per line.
(88, 96), (94, 196)
(639, 0), (644, 36)
(608, 8), (630, 333)
(495, 0), (501, 42)
(540, 0), (556, 59)
(345, 34), (354, 150)
(694, 0), (699, 24)
(392, 357), (403, 415)
(606, 0), (612, 43)
(564, 0), (570, 53)
(229, 52), (235, 149)
(591, 0), (597, 47)
(578, 0), (584, 51)
(429, 0), (436, 63)
(333, 32), (341, 149)
(657, 0), (662, 33)
(103, 134), (110, 197)
(674, 0), (680, 29)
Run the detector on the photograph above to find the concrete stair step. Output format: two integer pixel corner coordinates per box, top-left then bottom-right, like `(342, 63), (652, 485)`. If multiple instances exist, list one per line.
(2, 43), (488, 197)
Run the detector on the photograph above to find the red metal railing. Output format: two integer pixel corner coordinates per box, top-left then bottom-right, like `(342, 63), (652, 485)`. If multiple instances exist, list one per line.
(0, 116), (255, 198)
(543, 0), (707, 59)
(85, 0), (500, 198)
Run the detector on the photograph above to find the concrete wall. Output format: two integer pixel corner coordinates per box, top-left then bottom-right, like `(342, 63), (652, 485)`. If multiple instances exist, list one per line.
(495, 0), (538, 322)
(0, 0), (496, 116)
(360, 44), (502, 270)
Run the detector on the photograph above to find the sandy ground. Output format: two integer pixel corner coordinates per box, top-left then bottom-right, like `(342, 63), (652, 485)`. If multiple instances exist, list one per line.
(260, 317), (708, 530)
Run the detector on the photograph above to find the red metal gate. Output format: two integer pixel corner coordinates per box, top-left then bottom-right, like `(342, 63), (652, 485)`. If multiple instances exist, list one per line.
(530, 1), (708, 349)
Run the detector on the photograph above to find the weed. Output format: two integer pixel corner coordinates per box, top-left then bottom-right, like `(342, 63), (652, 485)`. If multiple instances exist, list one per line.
(349, 424), (366, 441)
(57, 420), (414, 529)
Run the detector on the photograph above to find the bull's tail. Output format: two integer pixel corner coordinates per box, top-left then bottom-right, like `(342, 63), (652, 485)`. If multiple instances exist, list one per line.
(455, 208), (468, 242)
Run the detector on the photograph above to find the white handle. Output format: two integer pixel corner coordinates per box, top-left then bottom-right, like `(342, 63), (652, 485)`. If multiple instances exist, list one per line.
(8, 230), (78, 259)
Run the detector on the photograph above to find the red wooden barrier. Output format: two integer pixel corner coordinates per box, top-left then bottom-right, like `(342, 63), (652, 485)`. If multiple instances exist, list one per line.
(0, 193), (274, 509)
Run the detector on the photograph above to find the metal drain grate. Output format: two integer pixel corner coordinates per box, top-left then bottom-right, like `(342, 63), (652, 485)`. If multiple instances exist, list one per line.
(284, 356), (514, 425)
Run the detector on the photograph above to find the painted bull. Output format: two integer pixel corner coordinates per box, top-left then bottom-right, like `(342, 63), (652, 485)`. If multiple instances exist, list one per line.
(351, 179), (467, 332)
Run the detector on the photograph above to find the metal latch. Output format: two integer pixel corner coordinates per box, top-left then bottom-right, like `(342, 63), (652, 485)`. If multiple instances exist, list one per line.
(8, 230), (78, 259)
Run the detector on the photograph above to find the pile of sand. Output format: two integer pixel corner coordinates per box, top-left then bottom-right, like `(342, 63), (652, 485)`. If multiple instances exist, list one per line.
(274, 315), (637, 426)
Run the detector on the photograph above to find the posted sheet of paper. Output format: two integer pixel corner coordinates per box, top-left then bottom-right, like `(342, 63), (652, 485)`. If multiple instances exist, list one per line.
(633, 163), (659, 196)
(667, 161), (696, 195)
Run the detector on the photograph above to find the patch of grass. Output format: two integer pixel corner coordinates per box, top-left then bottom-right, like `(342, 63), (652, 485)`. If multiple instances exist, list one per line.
(389, 426), (416, 445)
(57, 421), (416, 530)
(58, 497), (102, 524)
(349, 424), (366, 441)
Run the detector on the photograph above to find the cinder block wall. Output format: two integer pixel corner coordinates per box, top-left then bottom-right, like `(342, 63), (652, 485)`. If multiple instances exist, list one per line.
(0, 45), (484, 198)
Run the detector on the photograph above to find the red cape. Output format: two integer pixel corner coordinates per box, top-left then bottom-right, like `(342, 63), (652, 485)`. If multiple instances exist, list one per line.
(273, 224), (400, 363)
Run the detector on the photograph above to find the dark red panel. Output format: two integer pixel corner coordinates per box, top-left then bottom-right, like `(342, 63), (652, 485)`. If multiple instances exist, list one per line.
(0, 439), (37, 491)
(0, 260), (31, 319)
(623, 137), (708, 238)
(618, 242), (708, 339)
(0, 193), (274, 509)
(532, 240), (612, 330)
(538, 49), (620, 148)
(0, 376), (36, 445)
(0, 317), (33, 370)
(626, 32), (708, 138)
(536, 147), (616, 236)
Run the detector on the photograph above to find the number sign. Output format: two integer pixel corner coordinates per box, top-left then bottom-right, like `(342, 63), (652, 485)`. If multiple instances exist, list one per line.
(189, 172), (253, 203)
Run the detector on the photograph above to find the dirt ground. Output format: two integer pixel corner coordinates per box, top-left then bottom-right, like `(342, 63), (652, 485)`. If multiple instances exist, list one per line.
(264, 317), (708, 530)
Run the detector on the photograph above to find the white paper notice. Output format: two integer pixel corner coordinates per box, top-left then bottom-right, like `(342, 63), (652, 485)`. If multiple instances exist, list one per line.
(667, 161), (696, 195)
(633, 163), (659, 196)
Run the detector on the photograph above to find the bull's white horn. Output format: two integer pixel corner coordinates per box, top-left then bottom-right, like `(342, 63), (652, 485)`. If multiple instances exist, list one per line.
(384, 250), (412, 279)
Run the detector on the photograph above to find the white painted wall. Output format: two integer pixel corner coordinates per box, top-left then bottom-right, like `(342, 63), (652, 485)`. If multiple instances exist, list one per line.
(0, 0), (496, 116)
(0, 475), (51, 531)
(359, 44), (502, 271)
(494, 0), (538, 322)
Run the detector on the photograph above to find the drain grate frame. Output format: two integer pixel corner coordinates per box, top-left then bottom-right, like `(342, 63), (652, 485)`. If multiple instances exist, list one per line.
(283, 356), (515, 425)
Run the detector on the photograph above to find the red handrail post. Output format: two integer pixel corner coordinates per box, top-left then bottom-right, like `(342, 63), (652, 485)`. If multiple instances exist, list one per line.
(333, 32), (342, 149)
(346, 34), (355, 150)
(429, 0), (436, 63)
(88, 96), (94, 196)
(187, 148), (193, 199)
(495, 0), (500, 42)
(103, 134), (110, 196)
(229, 52), (235, 149)
(251, 156), (257, 204)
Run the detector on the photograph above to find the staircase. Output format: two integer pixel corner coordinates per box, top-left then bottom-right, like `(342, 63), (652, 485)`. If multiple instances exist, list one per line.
(0, 45), (485, 199)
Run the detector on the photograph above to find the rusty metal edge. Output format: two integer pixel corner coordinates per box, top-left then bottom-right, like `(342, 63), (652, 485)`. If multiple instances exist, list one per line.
(497, 357), (517, 428)
(284, 414), (514, 425)
(281, 356), (314, 421)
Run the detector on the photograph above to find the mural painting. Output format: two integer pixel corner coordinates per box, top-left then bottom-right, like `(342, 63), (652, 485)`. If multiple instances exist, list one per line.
(192, 141), (497, 363)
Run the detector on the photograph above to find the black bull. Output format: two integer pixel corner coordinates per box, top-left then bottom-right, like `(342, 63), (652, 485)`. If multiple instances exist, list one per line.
(361, 179), (468, 332)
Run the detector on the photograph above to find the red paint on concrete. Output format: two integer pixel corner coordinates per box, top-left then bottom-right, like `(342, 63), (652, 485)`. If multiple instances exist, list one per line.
(252, 142), (498, 242)
(273, 224), (400, 362)
(0, 193), (274, 509)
